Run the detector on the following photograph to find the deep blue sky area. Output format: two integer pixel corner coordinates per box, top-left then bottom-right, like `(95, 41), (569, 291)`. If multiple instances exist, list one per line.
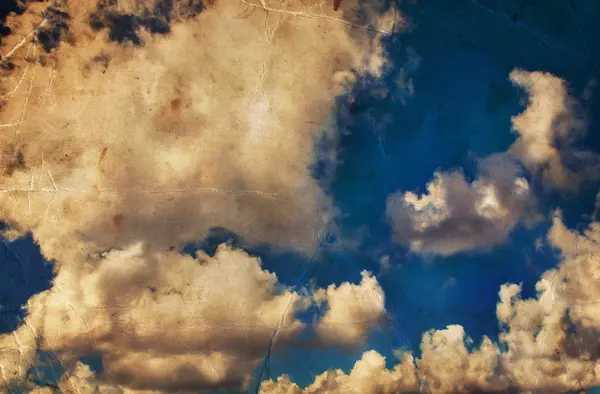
(2, 0), (600, 392)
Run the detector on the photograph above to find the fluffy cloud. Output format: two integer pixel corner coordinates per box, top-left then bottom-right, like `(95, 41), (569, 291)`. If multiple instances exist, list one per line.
(2, 244), (309, 391)
(495, 213), (600, 392)
(0, 313), (41, 388)
(0, 1), (405, 391)
(28, 362), (123, 394)
(313, 270), (386, 347)
(509, 69), (599, 191)
(0, 0), (403, 263)
(386, 68), (599, 256)
(0, 241), (387, 392)
(386, 153), (535, 255)
(260, 350), (419, 394)
(261, 214), (600, 393)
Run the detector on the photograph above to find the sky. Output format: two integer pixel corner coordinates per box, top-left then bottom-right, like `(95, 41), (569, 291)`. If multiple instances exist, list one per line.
(0, 0), (600, 393)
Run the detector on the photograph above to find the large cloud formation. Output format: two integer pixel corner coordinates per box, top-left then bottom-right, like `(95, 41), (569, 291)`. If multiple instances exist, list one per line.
(261, 211), (600, 393)
(386, 69), (598, 256)
(0, 244), (387, 392)
(0, 0), (401, 261)
(0, 0), (402, 392)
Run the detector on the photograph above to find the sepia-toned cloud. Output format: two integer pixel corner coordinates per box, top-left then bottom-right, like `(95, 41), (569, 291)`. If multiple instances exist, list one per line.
(509, 69), (600, 191)
(262, 213), (600, 393)
(0, 0), (403, 262)
(0, 0), (404, 392)
(386, 153), (536, 256)
(386, 69), (599, 256)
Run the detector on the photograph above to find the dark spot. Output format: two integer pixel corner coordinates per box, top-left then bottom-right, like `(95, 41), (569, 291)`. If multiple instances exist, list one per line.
(113, 214), (124, 227)
(511, 13), (518, 23)
(0, 61), (15, 71)
(169, 245), (175, 251)
(2, 147), (25, 176)
(170, 98), (182, 115)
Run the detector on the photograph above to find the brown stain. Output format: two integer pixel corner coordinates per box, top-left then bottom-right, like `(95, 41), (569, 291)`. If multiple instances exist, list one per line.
(97, 147), (109, 174)
(170, 98), (182, 118)
(98, 147), (108, 164)
(113, 214), (125, 228)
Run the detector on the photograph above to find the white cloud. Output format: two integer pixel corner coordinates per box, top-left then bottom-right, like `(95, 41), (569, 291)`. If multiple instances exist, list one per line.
(0, 1), (407, 391)
(0, 242), (388, 392)
(313, 271), (386, 346)
(4, 244), (310, 391)
(386, 154), (535, 255)
(260, 350), (419, 394)
(0, 0), (403, 263)
(509, 69), (600, 191)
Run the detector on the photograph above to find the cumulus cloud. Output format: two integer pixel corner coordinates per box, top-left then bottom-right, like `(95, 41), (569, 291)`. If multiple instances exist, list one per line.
(508, 69), (600, 191)
(29, 362), (123, 394)
(0, 0), (403, 262)
(386, 153), (535, 256)
(1, 244), (309, 391)
(386, 68), (599, 256)
(260, 350), (419, 394)
(1, 241), (387, 392)
(261, 214), (600, 393)
(0, 312), (41, 388)
(313, 270), (386, 347)
(0, 2), (405, 391)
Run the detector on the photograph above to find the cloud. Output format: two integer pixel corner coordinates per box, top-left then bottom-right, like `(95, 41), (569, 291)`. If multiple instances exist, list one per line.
(386, 153), (535, 256)
(0, 244), (309, 391)
(261, 213), (600, 393)
(1, 241), (389, 392)
(0, 313), (40, 388)
(0, 1), (407, 392)
(313, 270), (386, 347)
(260, 350), (419, 394)
(0, 0), (403, 262)
(28, 362), (122, 394)
(386, 69), (599, 256)
(0, 240), (392, 393)
(509, 69), (600, 191)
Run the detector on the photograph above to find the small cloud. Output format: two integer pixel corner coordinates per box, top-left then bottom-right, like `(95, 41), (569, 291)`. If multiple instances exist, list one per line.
(386, 154), (536, 256)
